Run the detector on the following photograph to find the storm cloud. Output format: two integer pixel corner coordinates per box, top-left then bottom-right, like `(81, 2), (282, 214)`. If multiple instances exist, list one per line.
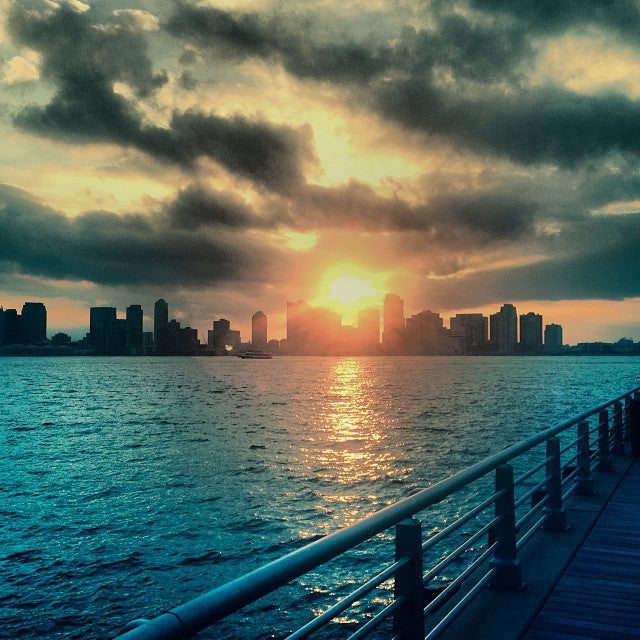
(8, 1), (312, 193)
(0, 185), (281, 287)
(427, 213), (640, 308)
(165, 1), (640, 169)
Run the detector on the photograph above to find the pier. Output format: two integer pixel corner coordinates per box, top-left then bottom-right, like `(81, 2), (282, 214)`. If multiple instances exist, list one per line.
(116, 386), (640, 640)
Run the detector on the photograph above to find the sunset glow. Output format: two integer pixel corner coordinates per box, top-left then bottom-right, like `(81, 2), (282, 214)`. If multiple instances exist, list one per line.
(310, 266), (385, 325)
(2, 0), (640, 343)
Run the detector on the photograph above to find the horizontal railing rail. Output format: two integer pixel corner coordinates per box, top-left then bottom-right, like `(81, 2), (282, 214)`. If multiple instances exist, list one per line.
(116, 386), (640, 640)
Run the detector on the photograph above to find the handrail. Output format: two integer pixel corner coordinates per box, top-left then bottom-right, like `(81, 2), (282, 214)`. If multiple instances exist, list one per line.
(116, 385), (640, 640)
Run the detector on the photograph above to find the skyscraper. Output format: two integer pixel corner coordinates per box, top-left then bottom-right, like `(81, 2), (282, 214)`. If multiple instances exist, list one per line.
(382, 293), (404, 353)
(0, 308), (20, 345)
(154, 299), (168, 344)
(21, 302), (47, 344)
(286, 300), (308, 355)
(126, 304), (144, 355)
(520, 312), (543, 353)
(405, 309), (449, 354)
(208, 318), (240, 354)
(450, 313), (488, 354)
(544, 323), (563, 354)
(358, 307), (380, 353)
(252, 311), (268, 349)
(89, 307), (117, 355)
(490, 304), (518, 354)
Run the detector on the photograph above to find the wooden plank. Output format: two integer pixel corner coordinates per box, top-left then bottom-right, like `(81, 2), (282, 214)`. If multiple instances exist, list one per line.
(521, 458), (640, 639)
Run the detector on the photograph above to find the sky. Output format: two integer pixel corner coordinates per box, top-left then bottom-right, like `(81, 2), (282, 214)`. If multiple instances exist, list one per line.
(2, 0), (640, 344)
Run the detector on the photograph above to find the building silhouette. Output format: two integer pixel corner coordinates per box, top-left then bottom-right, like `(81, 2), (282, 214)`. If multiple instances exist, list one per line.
(126, 305), (144, 355)
(406, 309), (452, 354)
(208, 318), (241, 354)
(89, 307), (117, 355)
(21, 302), (47, 344)
(252, 311), (268, 349)
(0, 303), (48, 346)
(154, 299), (168, 345)
(285, 301), (345, 355)
(286, 300), (307, 354)
(450, 313), (489, 354)
(544, 323), (564, 354)
(520, 312), (543, 353)
(357, 307), (381, 354)
(382, 293), (405, 354)
(2, 309), (21, 345)
(490, 304), (518, 354)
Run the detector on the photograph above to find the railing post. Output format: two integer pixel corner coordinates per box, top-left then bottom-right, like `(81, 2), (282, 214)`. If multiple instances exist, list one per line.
(597, 409), (613, 471)
(490, 465), (524, 590)
(543, 437), (567, 531)
(575, 420), (594, 495)
(631, 397), (640, 456)
(613, 401), (625, 455)
(394, 518), (424, 640)
(624, 396), (632, 442)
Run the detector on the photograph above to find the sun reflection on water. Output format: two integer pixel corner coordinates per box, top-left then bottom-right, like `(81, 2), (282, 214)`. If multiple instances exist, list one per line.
(301, 358), (404, 528)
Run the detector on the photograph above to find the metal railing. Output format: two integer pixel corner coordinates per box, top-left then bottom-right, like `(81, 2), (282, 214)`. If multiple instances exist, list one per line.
(116, 386), (640, 640)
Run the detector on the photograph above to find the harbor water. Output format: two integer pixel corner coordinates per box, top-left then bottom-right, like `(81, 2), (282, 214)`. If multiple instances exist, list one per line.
(2, 355), (639, 639)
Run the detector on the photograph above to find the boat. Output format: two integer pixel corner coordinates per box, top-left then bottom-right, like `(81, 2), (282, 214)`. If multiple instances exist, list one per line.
(238, 349), (273, 359)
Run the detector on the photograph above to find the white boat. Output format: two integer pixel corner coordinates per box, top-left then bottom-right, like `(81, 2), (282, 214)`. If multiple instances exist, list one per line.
(238, 349), (273, 359)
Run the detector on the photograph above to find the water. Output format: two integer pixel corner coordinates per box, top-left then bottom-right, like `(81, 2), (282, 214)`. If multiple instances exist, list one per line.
(1, 356), (639, 639)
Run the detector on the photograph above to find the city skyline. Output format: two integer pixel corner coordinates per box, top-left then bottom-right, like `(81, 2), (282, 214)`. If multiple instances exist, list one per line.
(2, 290), (638, 348)
(0, 293), (608, 349)
(3, 2), (640, 344)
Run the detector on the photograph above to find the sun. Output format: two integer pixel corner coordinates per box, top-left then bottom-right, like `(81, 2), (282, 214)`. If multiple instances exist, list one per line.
(328, 275), (379, 305)
(311, 265), (385, 325)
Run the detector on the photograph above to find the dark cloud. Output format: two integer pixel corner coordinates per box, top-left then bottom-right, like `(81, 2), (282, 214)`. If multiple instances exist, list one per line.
(166, 184), (264, 230)
(8, 1), (312, 194)
(293, 181), (538, 245)
(8, 1), (166, 97)
(398, 16), (529, 82)
(467, 0), (640, 36)
(165, 2), (640, 169)
(165, 2), (391, 83)
(167, 111), (311, 193)
(375, 79), (640, 167)
(0, 185), (280, 287)
(428, 213), (640, 308)
(178, 70), (197, 90)
(165, 2), (530, 84)
(165, 2), (276, 60)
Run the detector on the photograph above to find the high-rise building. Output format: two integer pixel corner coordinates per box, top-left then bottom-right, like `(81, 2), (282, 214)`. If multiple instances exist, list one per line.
(405, 309), (450, 354)
(544, 323), (564, 354)
(358, 307), (380, 354)
(450, 313), (488, 354)
(126, 304), (144, 355)
(382, 293), (405, 353)
(89, 307), (117, 355)
(252, 311), (268, 349)
(490, 304), (518, 354)
(285, 301), (342, 355)
(520, 312), (543, 353)
(208, 318), (240, 354)
(154, 299), (168, 344)
(286, 300), (308, 354)
(21, 302), (47, 344)
(0, 308), (21, 346)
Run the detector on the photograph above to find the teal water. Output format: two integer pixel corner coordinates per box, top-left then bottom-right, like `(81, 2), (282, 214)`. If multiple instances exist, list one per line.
(1, 356), (639, 638)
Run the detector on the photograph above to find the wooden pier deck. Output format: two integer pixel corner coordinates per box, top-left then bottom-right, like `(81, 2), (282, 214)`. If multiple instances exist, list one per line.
(439, 454), (640, 640)
(521, 457), (640, 640)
